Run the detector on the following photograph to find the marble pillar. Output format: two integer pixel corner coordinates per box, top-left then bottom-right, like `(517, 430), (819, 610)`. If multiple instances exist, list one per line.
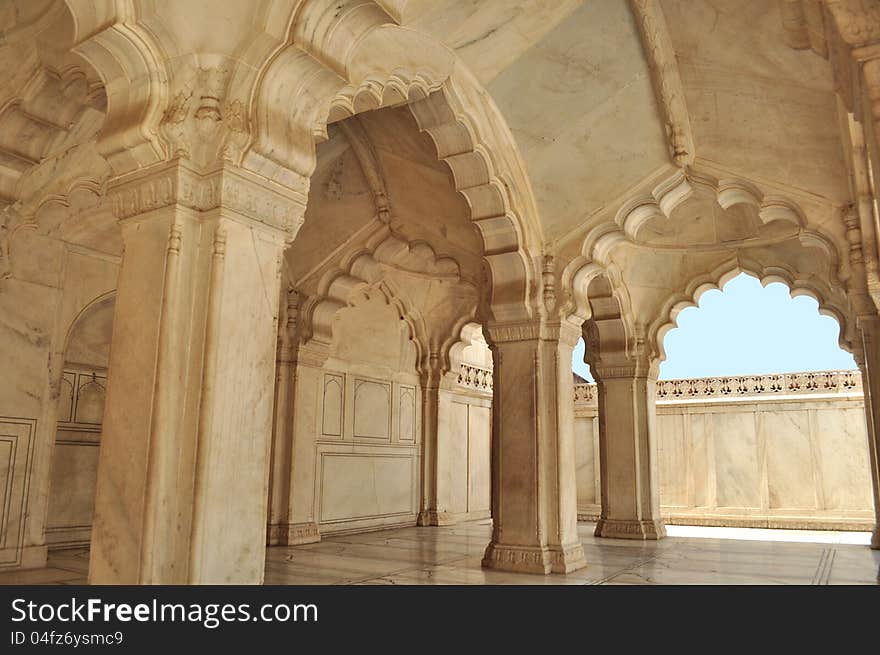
(593, 354), (666, 540)
(89, 160), (304, 584)
(267, 354), (323, 545)
(417, 358), (457, 526)
(267, 290), (322, 546)
(482, 321), (586, 574)
(857, 316), (880, 549)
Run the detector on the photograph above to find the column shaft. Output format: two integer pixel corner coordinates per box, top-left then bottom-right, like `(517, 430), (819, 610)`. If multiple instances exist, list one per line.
(858, 317), (880, 549)
(481, 322), (585, 574)
(593, 363), (665, 540)
(89, 161), (302, 583)
(267, 292), (322, 546)
(418, 363), (456, 526)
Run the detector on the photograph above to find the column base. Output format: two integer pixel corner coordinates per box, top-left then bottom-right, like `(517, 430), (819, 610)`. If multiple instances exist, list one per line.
(871, 526), (880, 550)
(548, 543), (588, 573)
(266, 522), (321, 546)
(417, 510), (457, 527)
(481, 542), (586, 575)
(595, 518), (666, 540)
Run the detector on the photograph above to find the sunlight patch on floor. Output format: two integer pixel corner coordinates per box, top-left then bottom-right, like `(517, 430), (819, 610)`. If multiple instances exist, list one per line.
(665, 524), (872, 545)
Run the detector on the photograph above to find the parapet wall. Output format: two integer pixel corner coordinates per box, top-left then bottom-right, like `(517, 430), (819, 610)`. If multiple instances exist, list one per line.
(574, 371), (874, 530)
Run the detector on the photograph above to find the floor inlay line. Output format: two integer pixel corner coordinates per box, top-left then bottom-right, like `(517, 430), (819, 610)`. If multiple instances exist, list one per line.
(811, 548), (836, 585)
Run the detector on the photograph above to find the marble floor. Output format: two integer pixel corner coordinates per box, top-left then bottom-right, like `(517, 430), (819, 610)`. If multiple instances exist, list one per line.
(2, 521), (878, 585)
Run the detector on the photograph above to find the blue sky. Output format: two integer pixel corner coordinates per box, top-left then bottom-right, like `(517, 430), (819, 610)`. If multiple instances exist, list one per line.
(572, 272), (857, 382)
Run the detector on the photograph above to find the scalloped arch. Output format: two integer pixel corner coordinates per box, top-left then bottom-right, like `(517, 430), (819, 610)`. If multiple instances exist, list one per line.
(650, 258), (858, 365)
(63, 0), (170, 174)
(64, 0), (539, 322)
(246, 3), (538, 322)
(334, 279), (426, 372)
(560, 256), (635, 338)
(299, 230), (471, 360)
(583, 170), (818, 262)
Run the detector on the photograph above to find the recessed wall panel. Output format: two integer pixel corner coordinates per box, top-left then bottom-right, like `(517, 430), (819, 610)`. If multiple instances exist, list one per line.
(353, 379), (390, 440)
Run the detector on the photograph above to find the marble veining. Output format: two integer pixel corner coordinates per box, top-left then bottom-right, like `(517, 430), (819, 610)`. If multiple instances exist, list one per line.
(4, 522), (877, 586)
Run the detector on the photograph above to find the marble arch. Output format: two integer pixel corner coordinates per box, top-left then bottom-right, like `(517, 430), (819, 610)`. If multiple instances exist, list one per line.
(61, 290), (116, 359)
(575, 170), (843, 264)
(562, 259), (636, 341)
(651, 260), (859, 366)
(60, 0), (539, 323)
(58, 1), (541, 320)
(291, 228), (485, 377)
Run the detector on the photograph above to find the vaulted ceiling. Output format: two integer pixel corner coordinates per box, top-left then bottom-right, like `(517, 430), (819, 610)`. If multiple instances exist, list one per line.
(401, 0), (849, 247)
(0, 0), (863, 304)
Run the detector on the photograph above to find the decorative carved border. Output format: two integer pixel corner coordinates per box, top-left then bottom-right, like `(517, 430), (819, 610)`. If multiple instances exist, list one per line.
(574, 384), (595, 403)
(573, 369), (862, 406)
(655, 370), (861, 400)
(108, 160), (307, 238)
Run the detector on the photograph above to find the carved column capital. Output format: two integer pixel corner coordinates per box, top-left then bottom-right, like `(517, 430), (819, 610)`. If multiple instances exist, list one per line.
(485, 318), (581, 346)
(107, 158), (308, 243)
(593, 361), (659, 381)
(276, 286), (301, 362)
(419, 351), (444, 388)
(592, 345), (659, 381)
(590, 332), (659, 381)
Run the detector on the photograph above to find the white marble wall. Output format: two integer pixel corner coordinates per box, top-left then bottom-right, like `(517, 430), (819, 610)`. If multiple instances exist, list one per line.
(45, 296), (114, 549)
(0, 240), (117, 570)
(0, 417), (36, 567)
(436, 389), (492, 521)
(575, 380), (874, 529)
(314, 366), (422, 534)
(46, 367), (106, 548)
(278, 293), (423, 536)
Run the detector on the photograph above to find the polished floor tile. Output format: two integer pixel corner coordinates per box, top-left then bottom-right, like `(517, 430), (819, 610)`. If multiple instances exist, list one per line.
(2, 522), (878, 585)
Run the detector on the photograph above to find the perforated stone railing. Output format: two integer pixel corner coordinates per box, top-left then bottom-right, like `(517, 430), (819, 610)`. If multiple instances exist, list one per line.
(457, 363), (493, 392)
(572, 370), (862, 406)
(574, 383), (595, 403)
(654, 370), (861, 400)
(459, 368), (862, 404)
